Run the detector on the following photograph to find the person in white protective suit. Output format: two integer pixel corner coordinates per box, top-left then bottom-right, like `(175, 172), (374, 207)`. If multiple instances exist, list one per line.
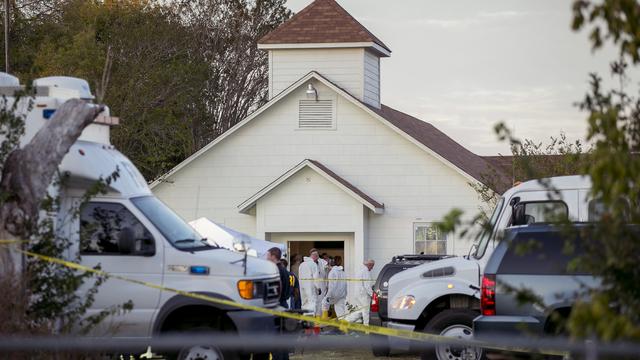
(321, 256), (347, 318)
(345, 259), (375, 325)
(315, 256), (329, 315)
(297, 248), (321, 314)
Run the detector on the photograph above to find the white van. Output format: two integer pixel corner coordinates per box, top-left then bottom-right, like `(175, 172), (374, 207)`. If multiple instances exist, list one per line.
(1, 73), (281, 359)
(386, 175), (593, 360)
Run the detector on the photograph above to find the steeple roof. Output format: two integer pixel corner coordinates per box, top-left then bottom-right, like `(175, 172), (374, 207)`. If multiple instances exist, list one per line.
(258, 0), (391, 53)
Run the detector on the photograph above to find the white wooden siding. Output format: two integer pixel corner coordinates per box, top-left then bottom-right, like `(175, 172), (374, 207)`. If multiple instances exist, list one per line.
(363, 50), (381, 108)
(153, 81), (482, 276)
(270, 48), (365, 100)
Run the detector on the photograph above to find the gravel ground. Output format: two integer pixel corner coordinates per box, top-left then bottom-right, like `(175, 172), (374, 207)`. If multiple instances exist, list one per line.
(290, 349), (418, 360)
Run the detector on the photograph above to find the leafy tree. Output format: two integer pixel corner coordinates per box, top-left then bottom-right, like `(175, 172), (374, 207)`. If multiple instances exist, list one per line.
(4, 0), (291, 181)
(562, 0), (640, 341)
(174, 0), (292, 149)
(445, 0), (640, 346)
(474, 131), (588, 212)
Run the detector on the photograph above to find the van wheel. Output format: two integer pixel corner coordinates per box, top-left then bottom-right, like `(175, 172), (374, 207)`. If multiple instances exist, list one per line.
(420, 309), (483, 360)
(171, 326), (242, 360)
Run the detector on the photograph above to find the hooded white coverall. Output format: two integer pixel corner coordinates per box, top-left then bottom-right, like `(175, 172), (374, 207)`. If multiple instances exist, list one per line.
(315, 258), (329, 315)
(298, 257), (321, 314)
(345, 264), (373, 325)
(321, 265), (347, 317)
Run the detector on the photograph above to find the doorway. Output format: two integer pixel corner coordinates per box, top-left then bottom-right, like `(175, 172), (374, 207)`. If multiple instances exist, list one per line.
(288, 240), (344, 277)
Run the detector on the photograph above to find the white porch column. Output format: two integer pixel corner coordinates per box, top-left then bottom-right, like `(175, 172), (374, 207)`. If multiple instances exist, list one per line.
(353, 205), (367, 266)
(255, 202), (266, 240)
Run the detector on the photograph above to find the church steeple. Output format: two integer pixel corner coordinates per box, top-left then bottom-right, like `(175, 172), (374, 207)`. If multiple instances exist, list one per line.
(258, 0), (390, 108)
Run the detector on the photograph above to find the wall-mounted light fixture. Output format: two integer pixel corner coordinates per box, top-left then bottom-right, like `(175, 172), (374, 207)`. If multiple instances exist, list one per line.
(305, 83), (318, 101)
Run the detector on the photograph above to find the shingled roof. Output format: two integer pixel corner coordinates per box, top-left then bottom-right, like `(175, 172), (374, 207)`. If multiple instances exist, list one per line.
(258, 0), (391, 53)
(367, 104), (512, 193)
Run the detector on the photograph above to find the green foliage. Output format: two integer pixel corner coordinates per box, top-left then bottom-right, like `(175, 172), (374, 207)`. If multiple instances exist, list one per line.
(5, 0), (291, 181)
(26, 169), (134, 335)
(447, 0), (640, 344)
(0, 92), (131, 338)
(572, 0), (640, 64)
(565, 58), (640, 340)
(0, 93), (28, 174)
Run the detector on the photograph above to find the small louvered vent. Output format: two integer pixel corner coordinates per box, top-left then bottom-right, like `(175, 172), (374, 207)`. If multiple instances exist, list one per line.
(299, 100), (334, 129)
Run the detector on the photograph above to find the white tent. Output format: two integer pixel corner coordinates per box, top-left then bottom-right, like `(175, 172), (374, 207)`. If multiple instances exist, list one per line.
(188, 217), (286, 258)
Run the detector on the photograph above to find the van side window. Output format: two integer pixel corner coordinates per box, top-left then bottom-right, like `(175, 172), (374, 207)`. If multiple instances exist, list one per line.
(588, 198), (630, 222)
(80, 202), (155, 255)
(512, 201), (568, 226)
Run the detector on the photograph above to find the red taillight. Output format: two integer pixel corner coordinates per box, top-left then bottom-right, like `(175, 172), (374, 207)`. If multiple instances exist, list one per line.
(480, 274), (496, 316)
(371, 291), (379, 312)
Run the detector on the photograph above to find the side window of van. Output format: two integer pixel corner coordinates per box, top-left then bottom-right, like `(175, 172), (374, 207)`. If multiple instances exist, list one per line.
(588, 198), (630, 222)
(80, 202), (155, 256)
(512, 201), (568, 226)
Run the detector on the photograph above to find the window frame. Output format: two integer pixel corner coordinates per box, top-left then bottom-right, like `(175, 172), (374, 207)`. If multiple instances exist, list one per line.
(413, 222), (448, 256)
(79, 201), (156, 257)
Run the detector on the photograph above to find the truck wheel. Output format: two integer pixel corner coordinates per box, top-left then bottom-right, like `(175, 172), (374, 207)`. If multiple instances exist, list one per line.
(420, 309), (483, 360)
(173, 326), (242, 360)
(371, 334), (391, 357)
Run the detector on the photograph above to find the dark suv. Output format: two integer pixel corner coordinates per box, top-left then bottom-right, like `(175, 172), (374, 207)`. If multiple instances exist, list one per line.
(473, 224), (597, 346)
(371, 254), (445, 357)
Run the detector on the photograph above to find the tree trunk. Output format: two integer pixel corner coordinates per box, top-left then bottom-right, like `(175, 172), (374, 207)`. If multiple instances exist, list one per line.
(0, 99), (104, 274)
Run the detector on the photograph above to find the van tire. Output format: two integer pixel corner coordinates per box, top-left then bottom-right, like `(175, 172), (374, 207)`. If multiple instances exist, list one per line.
(167, 326), (243, 360)
(420, 309), (484, 360)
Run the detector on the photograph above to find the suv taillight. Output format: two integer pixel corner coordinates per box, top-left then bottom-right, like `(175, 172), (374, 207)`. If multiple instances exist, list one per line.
(371, 291), (379, 313)
(480, 274), (496, 316)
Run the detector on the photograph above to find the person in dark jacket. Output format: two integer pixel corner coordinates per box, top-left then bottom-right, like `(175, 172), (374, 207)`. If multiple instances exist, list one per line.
(281, 259), (301, 310)
(267, 247), (290, 309)
(267, 247), (291, 360)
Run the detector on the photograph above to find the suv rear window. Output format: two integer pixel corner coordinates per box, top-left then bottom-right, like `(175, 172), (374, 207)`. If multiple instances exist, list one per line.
(498, 231), (587, 275)
(376, 264), (423, 291)
(379, 266), (408, 290)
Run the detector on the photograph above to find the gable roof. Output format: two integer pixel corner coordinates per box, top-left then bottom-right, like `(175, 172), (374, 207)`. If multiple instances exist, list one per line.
(150, 71), (505, 192)
(367, 105), (510, 192)
(238, 159), (384, 214)
(258, 0), (391, 54)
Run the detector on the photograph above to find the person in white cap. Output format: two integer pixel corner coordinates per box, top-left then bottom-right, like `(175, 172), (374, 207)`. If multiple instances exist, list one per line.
(345, 259), (375, 325)
(321, 256), (347, 318)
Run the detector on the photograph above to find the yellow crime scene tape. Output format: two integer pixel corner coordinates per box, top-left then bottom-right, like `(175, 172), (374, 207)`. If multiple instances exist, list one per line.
(0, 240), (565, 357)
(298, 278), (374, 282)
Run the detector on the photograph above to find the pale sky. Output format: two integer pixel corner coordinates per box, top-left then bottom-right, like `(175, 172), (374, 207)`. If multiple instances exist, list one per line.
(286, 0), (635, 155)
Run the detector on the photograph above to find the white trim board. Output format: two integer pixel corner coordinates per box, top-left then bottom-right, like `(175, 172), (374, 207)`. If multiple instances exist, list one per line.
(237, 159), (384, 215)
(258, 42), (391, 57)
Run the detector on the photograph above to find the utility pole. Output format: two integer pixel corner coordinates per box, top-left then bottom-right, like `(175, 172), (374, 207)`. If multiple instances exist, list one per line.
(3, 0), (8, 73)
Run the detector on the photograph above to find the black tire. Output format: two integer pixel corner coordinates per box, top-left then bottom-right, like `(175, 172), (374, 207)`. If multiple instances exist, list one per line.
(166, 326), (243, 360)
(419, 309), (484, 360)
(371, 334), (391, 357)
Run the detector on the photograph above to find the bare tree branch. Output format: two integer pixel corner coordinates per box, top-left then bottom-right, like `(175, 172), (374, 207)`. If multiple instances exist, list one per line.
(0, 99), (104, 273)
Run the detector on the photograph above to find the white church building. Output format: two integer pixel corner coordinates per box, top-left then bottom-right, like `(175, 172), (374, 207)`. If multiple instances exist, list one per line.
(151, 0), (506, 278)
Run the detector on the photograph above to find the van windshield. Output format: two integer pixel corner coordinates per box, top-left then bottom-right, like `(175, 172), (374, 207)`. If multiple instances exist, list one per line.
(131, 196), (214, 250)
(473, 197), (504, 259)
